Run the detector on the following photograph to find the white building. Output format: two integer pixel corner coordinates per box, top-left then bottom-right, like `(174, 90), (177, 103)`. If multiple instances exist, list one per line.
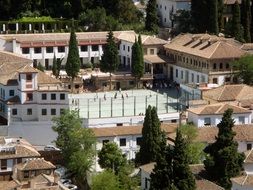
(156, 0), (191, 28)
(187, 103), (252, 127)
(0, 31), (167, 72)
(91, 123), (177, 171)
(0, 51), (69, 125)
(164, 33), (245, 86)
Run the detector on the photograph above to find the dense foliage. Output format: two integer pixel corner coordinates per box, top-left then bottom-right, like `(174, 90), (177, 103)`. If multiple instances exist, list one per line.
(204, 109), (245, 189)
(145, 0), (159, 34)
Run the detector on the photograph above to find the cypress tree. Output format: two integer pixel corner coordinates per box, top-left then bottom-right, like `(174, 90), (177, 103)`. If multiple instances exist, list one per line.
(232, 1), (244, 42)
(145, 0), (159, 34)
(150, 133), (177, 190)
(251, 0), (253, 42)
(100, 30), (119, 90)
(131, 35), (144, 88)
(52, 54), (57, 77)
(138, 106), (162, 165)
(191, 0), (208, 32)
(66, 29), (81, 92)
(204, 109), (245, 190)
(242, 0), (251, 42)
(218, 0), (224, 31)
(173, 129), (196, 190)
(209, 0), (219, 35)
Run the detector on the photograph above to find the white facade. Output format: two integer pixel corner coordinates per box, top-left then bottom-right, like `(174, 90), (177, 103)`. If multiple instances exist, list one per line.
(156, 0), (191, 27)
(188, 112), (252, 128)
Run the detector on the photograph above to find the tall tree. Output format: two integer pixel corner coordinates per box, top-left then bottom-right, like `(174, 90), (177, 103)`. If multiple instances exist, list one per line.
(150, 133), (177, 190)
(145, 0), (158, 34)
(241, 0), (251, 42)
(173, 129), (196, 190)
(191, 0), (208, 32)
(52, 110), (96, 189)
(137, 106), (162, 165)
(204, 109), (245, 189)
(218, 0), (224, 31)
(100, 30), (119, 90)
(131, 35), (144, 88)
(98, 142), (127, 174)
(209, 0), (219, 34)
(232, 1), (244, 42)
(66, 29), (81, 92)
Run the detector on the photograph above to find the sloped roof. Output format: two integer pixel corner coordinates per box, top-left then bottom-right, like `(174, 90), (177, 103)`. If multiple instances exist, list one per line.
(195, 125), (253, 143)
(203, 84), (253, 107)
(231, 174), (253, 186)
(188, 103), (251, 115)
(92, 123), (178, 138)
(16, 158), (55, 171)
(244, 149), (253, 163)
(164, 33), (245, 59)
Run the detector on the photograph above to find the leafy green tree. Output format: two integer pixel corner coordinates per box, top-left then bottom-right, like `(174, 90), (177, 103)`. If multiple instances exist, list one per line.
(98, 142), (127, 174)
(137, 106), (162, 165)
(100, 30), (119, 90)
(204, 109), (245, 189)
(179, 124), (206, 164)
(36, 62), (45, 72)
(66, 29), (81, 92)
(209, 0), (219, 34)
(241, 0), (251, 42)
(145, 0), (158, 34)
(52, 110), (96, 188)
(232, 1), (244, 42)
(233, 55), (253, 85)
(174, 10), (193, 33)
(91, 170), (120, 190)
(173, 129), (196, 190)
(150, 133), (177, 190)
(191, 0), (208, 32)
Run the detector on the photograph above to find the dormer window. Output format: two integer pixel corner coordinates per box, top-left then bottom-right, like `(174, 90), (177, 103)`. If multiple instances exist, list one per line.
(26, 74), (32, 81)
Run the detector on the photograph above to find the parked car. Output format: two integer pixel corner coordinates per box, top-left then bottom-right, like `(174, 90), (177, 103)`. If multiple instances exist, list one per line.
(54, 166), (67, 178)
(60, 178), (72, 185)
(64, 183), (78, 190)
(44, 145), (60, 151)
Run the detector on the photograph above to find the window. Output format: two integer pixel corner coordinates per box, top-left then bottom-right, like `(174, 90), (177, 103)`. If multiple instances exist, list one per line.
(164, 18), (166, 22)
(197, 75), (200, 83)
(116, 123), (123, 126)
(1, 159), (7, 170)
(9, 90), (14, 96)
(150, 49), (155, 55)
(213, 63), (217, 70)
(181, 71), (183, 79)
(22, 48), (30, 54)
(92, 45), (99, 51)
(165, 6), (166, 10)
(225, 77), (230, 82)
(128, 46), (130, 52)
(239, 116), (245, 124)
(213, 78), (218, 84)
(219, 63), (223, 69)
(119, 138), (126, 146)
(42, 109), (47, 115)
(41, 93), (47, 100)
(58, 46), (65, 53)
(175, 69), (178, 78)
(51, 109), (56, 115)
(17, 158), (22, 164)
(60, 93), (65, 100)
(102, 140), (109, 145)
(31, 170), (36, 177)
(26, 93), (33, 101)
(123, 45), (125, 51)
(24, 171), (29, 178)
(129, 81), (134, 85)
(26, 74), (32, 81)
(226, 63), (230, 69)
(34, 47), (42, 54)
(171, 119), (177, 123)
(81, 45), (88, 52)
(12, 109), (17, 115)
(46, 47), (53, 53)
(204, 118), (211, 126)
(27, 108), (32, 115)
(51, 94), (56, 100)
(191, 73), (194, 83)
(136, 137), (142, 146)
(247, 143), (252, 150)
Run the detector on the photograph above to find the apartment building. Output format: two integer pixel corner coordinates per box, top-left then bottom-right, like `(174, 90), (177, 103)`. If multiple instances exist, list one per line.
(164, 33), (245, 86)
(0, 51), (69, 125)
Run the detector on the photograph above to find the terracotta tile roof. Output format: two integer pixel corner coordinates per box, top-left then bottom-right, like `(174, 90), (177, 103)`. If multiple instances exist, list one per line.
(187, 103), (251, 115)
(16, 158), (55, 171)
(92, 123), (178, 138)
(203, 85), (253, 106)
(144, 55), (169, 64)
(0, 137), (40, 159)
(195, 176), (224, 190)
(164, 33), (245, 59)
(37, 70), (61, 85)
(244, 149), (253, 163)
(6, 95), (21, 105)
(0, 181), (18, 190)
(140, 162), (155, 174)
(224, 0), (241, 4)
(231, 174), (253, 186)
(195, 125), (253, 143)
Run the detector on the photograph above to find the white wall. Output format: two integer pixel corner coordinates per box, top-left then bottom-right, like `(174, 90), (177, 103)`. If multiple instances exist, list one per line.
(232, 182), (253, 190)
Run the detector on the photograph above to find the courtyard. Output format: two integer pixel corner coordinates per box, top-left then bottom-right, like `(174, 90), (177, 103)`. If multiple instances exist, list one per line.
(69, 88), (180, 119)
